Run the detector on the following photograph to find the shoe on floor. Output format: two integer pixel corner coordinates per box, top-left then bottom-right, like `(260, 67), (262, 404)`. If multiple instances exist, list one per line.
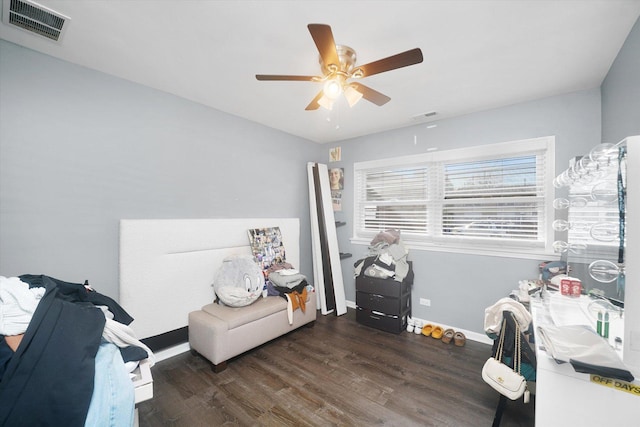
(421, 324), (434, 337)
(431, 326), (444, 339)
(406, 317), (415, 333)
(454, 331), (466, 347)
(441, 328), (455, 344)
(414, 320), (423, 335)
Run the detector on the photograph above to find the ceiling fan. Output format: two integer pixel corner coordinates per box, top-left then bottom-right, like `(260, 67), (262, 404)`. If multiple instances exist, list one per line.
(256, 24), (423, 111)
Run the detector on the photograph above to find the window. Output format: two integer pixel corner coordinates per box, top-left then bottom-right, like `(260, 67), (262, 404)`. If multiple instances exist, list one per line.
(353, 136), (555, 256)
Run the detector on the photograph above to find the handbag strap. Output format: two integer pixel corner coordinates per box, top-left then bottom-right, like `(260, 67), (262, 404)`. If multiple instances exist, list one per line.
(514, 314), (521, 375)
(495, 318), (507, 362)
(498, 313), (523, 374)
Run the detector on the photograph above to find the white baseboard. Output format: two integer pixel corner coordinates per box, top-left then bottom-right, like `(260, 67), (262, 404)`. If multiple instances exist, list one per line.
(154, 342), (191, 362)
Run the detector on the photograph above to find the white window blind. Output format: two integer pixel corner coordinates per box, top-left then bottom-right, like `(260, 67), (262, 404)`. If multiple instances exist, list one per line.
(353, 137), (555, 253)
(441, 154), (545, 240)
(356, 165), (429, 236)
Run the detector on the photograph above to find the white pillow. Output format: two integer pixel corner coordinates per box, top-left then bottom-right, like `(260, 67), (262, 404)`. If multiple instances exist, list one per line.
(213, 254), (265, 307)
(216, 286), (260, 307)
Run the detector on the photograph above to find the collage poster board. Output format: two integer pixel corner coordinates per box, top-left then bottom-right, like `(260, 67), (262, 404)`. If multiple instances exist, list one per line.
(247, 226), (286, 277)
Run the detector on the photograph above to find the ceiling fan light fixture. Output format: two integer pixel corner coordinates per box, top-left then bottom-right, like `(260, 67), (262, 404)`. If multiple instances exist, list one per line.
(323, 78), (343, 100)
(317, 94), (334, 110)
(256, 24), (424, 111)
(344, 85), (363, 108)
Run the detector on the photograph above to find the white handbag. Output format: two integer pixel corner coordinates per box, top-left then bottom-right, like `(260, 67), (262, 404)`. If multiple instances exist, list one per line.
(481, 317), (527, 400)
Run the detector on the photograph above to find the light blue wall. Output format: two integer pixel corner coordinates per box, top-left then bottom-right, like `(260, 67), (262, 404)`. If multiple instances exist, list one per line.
(0, 40), (322, 300)
(602, 17), (640, 143)
(333, 89), (601, 332)
(2, 23), (636, 336)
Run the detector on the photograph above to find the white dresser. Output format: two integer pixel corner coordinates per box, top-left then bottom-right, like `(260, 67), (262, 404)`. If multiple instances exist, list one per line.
(531, 294), (640, 426)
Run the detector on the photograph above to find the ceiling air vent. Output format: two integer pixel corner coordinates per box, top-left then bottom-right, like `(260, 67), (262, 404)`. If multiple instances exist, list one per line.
(411, 111), (437, 121)
(2, 0), (70, 42)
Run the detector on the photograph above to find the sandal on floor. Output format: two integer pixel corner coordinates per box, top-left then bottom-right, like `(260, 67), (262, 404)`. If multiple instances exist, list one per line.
(431, 326), (444, 339)
(454, 331), (466, 347)
(441, 328), (455, 344)
(421, 324), (434, 337)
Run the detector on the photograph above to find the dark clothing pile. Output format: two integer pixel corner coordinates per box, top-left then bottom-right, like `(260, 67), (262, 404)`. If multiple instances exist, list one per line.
(0, 275), (134, 427)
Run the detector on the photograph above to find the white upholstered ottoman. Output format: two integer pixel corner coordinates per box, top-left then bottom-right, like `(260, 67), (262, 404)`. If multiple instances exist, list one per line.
(188, 293), (316, 372)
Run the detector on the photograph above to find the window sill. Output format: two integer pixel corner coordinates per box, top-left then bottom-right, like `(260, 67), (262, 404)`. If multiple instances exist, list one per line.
(349, 237), (559, 260)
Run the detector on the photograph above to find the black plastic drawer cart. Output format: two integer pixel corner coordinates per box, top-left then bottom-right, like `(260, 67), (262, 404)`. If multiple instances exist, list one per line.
(355, 262), (413, 334)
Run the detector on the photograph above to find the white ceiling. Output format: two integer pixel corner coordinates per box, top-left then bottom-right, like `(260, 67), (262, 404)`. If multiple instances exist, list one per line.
(1, 0), (639, 143)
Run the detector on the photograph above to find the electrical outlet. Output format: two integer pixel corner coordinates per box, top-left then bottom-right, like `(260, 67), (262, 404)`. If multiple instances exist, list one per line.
(419, 298), (431, 307)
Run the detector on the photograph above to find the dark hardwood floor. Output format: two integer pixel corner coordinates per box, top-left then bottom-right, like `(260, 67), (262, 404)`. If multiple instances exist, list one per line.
(138, 308), (534, 426)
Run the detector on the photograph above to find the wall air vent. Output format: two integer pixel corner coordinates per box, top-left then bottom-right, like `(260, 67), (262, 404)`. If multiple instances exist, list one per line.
(2, 0), (70, 42)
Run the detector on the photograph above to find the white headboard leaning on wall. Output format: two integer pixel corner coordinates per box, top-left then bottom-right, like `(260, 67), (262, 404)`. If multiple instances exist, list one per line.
(119, 218), (301, 340)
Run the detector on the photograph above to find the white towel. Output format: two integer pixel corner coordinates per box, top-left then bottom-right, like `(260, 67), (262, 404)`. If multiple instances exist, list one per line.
(0, 276), (45, 336)
(484, 297), (532, 335)
(97, 305), (156, 366)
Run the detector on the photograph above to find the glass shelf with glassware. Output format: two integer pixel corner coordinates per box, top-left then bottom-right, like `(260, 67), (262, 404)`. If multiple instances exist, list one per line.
(552, 139), (627, 306)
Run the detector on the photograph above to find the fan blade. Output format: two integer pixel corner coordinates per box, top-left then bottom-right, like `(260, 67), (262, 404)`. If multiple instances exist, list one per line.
(307, 24), (340, 68)
(349, 83), (391, 106)
(305, 91), (324, 110)
(356, 48), (423, 78)
(256, 74), (316, 81)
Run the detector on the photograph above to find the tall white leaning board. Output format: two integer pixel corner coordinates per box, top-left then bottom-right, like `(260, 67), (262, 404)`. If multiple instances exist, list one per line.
(307, 162), (347, 316)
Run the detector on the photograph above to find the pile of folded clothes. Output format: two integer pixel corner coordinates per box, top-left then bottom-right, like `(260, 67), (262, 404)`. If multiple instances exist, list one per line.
(354, 229), (413, 283)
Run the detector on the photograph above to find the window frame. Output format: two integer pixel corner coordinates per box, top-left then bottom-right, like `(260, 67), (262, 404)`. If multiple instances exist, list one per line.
(351, 136), (556, 259)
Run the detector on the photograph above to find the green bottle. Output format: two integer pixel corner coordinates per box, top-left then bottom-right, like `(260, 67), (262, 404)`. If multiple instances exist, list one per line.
(597, 311), (603, 336)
